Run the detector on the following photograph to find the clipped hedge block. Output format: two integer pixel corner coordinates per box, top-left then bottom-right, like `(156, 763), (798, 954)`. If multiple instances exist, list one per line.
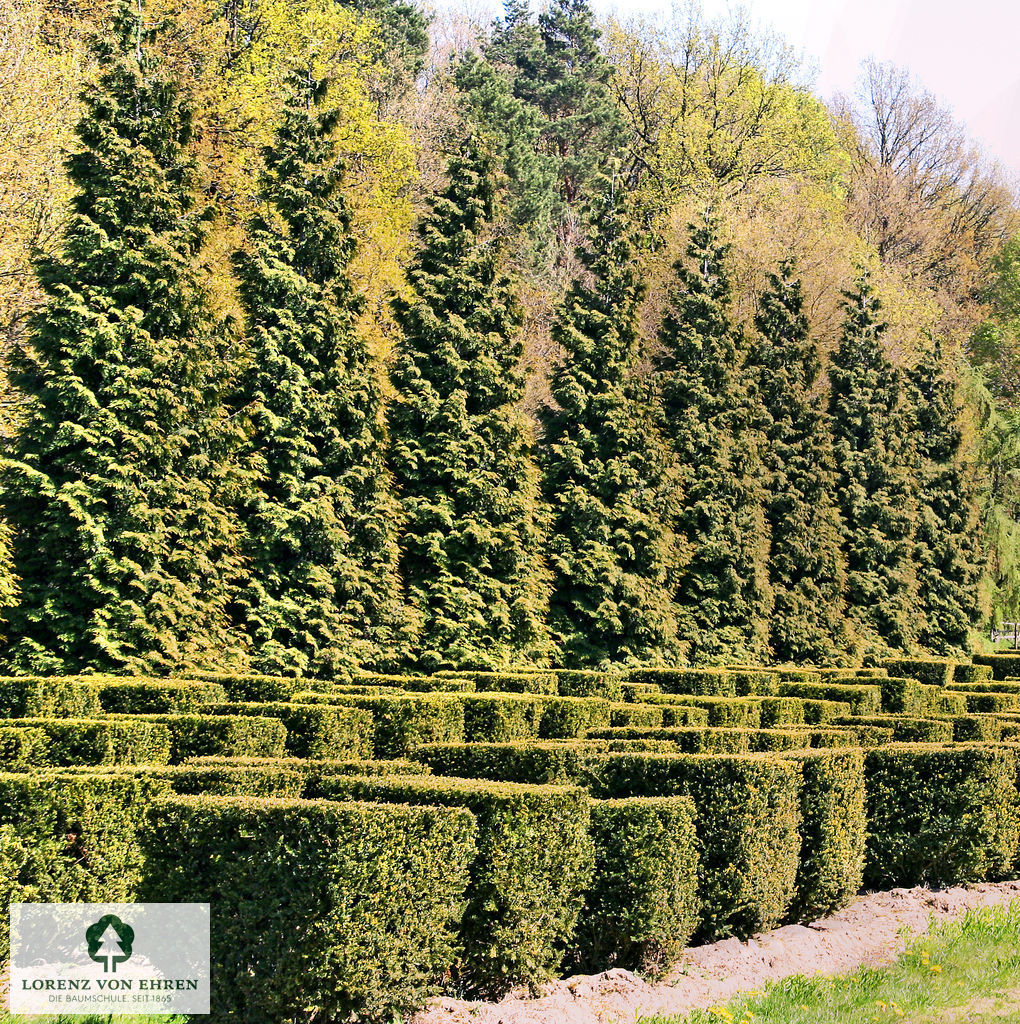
(111, 714), (286, 763)
(0, 676), (103, 719)
(178, 672), (304, 703)
(951, 716), (1002, 742)
(437, 671), (558, 695)
(553, 670), (624, 701)
(141, 795), (475, 1024)
(96, 680), (227, 715)
(537, 697), (612, 739)
(356, 673), (475, 693)
(835, 716), (954, 743)
(572, 797), (699, 977)
(312, 773), (593, 998)
(585, 727), (810, 754)
(626, 668), (736, 698)
(778, 682), (881, 715)
(973, 654), (1020, 680)
(953, 663), (994, 684)
(864, 744), (1019, 888)
(609, 702), (666, 728)
(462, 695), (544, 743)
(878, 658), (956, 688)
(646, 695), (762, 728)
(11, 718), (171, 766)
(415, 742), (582, 785)
(0, 726), (48, 770)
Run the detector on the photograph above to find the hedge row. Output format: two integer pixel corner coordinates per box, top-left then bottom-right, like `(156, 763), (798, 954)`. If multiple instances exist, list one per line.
(96, 680), (227, 714)
(0, 676), (103, 718)
(9, 717), (172, 766)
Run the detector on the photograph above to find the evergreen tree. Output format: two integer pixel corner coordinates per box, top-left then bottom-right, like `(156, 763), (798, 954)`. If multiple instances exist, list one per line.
(0, 3), (246, 673)
(748, 260), (847, 662)
(907, 337), (986, 653)
(540, 174), (683, 666)
(828, 274), (919, 654)
(388, 136), (550, 671)
(657, 215), (773, 663)
(230, 69), (407, 677)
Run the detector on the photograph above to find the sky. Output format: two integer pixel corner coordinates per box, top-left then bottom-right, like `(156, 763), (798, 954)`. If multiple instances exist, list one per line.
(586, 0), (1020, 177)
(449, 0), (1019, 178)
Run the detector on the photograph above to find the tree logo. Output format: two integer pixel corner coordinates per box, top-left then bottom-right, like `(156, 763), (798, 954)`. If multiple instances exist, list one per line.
(85, 914), (134, 973)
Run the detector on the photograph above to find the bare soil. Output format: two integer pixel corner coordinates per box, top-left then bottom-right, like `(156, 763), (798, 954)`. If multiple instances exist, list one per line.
(412, 880), (1020, 1024)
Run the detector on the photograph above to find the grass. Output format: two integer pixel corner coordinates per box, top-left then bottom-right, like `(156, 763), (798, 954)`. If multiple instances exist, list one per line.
(640, 900), (1020, 1024)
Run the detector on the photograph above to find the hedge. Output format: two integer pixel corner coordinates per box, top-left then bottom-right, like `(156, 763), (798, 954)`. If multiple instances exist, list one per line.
(299, 695), (465, 757)
(626, 668), (737, 697)
(577, 752), (801, 941)
(552, 670), (624, 701)
(437, 671), (558, 695)
(355, 673), (476, 693)
(0, 676), (103, 718)
(312, 773), (593, 997)
(178, 672), (305, 702)
(778, 682), (881, 715)
(877, 658), (956, 688)
(950, 681), (1020, 693)
(110, 713), (286, 763)
(10, 717), (171, 766)
(415, 742), (583, 785)
(950, 716), (1003, 742)
(645, 695), (762, 728)
(785, 749), (866, 921)
(585, 727), (811, 754)
(973, 654), (1020, 680)
(953, 663), (994, 684)
(140, 795), (475, 1024)
(571, 797), (699, 977)
(0, 726), (48, 770)
(953, 691), (1020, 714)
(621, 682), (663, 702)
(461, 695), (544, 743)
(863, 744), (1019, 888)
(202, 702), (373, 759)
(835, 716), (954, 743)
(155, 764), (306, 798)
(536, 697), (612, 739)
(95, 680), (227, 715)
(609, 702), (666, 728)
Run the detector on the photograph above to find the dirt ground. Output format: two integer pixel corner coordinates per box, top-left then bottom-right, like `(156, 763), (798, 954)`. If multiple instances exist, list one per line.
(412, 880), (1020, 1024)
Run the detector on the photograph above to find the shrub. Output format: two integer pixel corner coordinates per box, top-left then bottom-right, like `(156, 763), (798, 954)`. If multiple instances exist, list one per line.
(111, 714), (286, 763)
(415, 742), (583, 785)
(154, 764), (306, 798)
(956, 691), (1020, 713)
(758, 697), (806, 726)
(553, 670), (624, 701)
(578, 752), (801, 941)
(864, 744), (1019, 888)
(626, 668), (736, 697)
(973, 654), (1020, 680)
(202, 702), (373, 759)
(0, 676), (103, 718)
(0, 727), (48, 769)
(302, 695), (465, 757)
(572, 797), (699, 977)
(356, 673), (476, 693)
(836, 716), (954, 743)
(621, 682), (663, 701)
(461, 695), (544, 742)
(11, 718), (171, 766)
(785, 750), (866, 921)
(185, 754), (431, 781)
(878, 658), (956, 687)
(778, 682), (881, 715)
(609, 702), (666, 727)
(96, 680), (227, 714)
(537, 697), (612, 739)
(178, 672), (305, 702)
(312, 773), (593, 997)
(140, 795), (475, 1024)
(585, 727), (809, 753)
(953, 663), (994, 684)
(437, 671), (558, 695)
(951, 716), (1002, 742)
(645, 695), (762, 728)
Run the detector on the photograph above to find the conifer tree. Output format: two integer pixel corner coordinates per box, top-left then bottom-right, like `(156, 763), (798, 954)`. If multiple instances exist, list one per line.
(0, 3), (246, 673)
(748, 260), (847, 662)
(828, 274), (919, 653)
(388, 136), (550, 671)
(907, 337), (985, 653)
(540, 174), (683, 666)
(230, 69), (407, 676)
(657, 215), (773, 663)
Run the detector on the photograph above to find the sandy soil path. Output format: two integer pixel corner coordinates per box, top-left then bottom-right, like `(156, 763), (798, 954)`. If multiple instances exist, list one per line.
(412, 880), (1020, 1024)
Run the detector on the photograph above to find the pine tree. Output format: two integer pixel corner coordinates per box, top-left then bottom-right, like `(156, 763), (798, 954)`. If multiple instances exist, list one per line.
(540, 174), (683, 666)
(907, 337), (986, 653)
(230, 69), (407, 677)
(388, 136), (550, 671)
(747, 260), (847, 662)
(657, 215), (773, 663)
(0, 3), (246, 673)
(828, 274), (919, 654)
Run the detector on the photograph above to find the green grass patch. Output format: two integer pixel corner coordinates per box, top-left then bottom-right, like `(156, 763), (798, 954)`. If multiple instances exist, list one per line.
(639, 899), (1020, 1023)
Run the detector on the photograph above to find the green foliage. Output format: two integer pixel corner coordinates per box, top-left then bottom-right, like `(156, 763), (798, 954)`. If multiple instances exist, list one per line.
(573, 797), (699, 977)
(748, 261), (848, 661)
(314, 694), (465, 756)
(864, 745), (1019, 887)
(828, 274), (920, 654)
(11, 718), (172, 766)
(312, 773), (594, 997)
(657, 215), (772, 662)
(787, 749), (866, 920)
(230, 68), (405, 677)
(1, 4), (247, 674)
(906, 339), (986, 654)
(0, 727), (49, 770)
(880, 657), (957, 687)
(777, 682), (881, 714)
(140, 795), (475, 1024)
(954, 662), (994, 683)
(462, 693), (545, 742)
(0, 676), (103, 718)
(389, 135), (550, 671)
(95, 680), (227, 714)
(115, 713), (287, 763)
(838, 715), (954, 742)
(540, 175), (682, 666)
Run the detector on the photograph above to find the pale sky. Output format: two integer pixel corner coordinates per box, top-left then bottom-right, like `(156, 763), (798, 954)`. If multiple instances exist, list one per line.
(592, 0), (1020, 178)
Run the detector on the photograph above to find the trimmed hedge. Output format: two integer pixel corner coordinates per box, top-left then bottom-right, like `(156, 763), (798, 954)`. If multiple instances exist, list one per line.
(609, 702), (666, 728)
(0, 676), (103, 718)
(312, 773), (593, 997)
(951, 716), (1003, 742)
(785, 749), (866, 920)
(10, 718), (171, 766)
(627, 668), (737, 697)
(0, 726), (48, 769)
(96, 680), (227, 715)
(863, 744), (1019, 888)
(778, 682), (881, 715)
(835, 716), (954, 743)
(572, 797), (699, 977)
(553, 670), (624, 701)
(973, 654), (1020, 680)
(878, 658), (956, 688)
(355, 673), (475, 693)
(578, 752), (801, 941)
(300, 695), (465, 757)
(202, 702), (373, 759)
(461, 695), (544, 743)
(953, 691), (1020, 714)
(437, 671), (558, 695)
(953, 663), (994, 684)
(645, 695), (762, 728)
(110, 713), (286, 763)
(537, 697), (612, 739)
(178, 672), (304, 702)
(415, 742), (583, 785)
(140, 795), (475, 1024)
(585, 727), (811, 754)
(154, 764), (306, 798)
